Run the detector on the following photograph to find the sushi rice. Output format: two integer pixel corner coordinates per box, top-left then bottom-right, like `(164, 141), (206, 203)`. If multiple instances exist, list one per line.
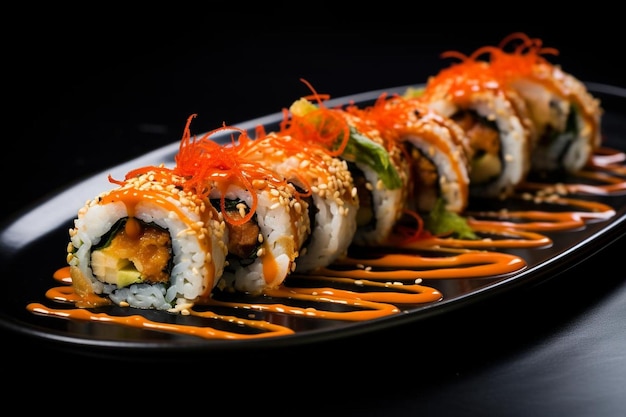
(422, 60), (536, 199)
(235, 131), (359, 273)
(67, 168), (228, 313)
(213, 179), (311, 294)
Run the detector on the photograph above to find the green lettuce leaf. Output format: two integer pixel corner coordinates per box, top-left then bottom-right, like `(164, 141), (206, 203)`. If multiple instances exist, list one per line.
(424, 199), (478, 240)
(289, 98), (402, 189)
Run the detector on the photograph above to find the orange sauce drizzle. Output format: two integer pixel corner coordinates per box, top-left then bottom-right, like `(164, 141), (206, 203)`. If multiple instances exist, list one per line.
(329, 251), (525, 279)
(266, 277), (442, 305)
(415, 228), (552, 249)
(26, 143), (626, 341)
(211, 286), (403, 321)
(28, 301), (294, 340)
(592, 147), (626, 165)
(24, 35), (626, 341)
(28, 147), (625, 341)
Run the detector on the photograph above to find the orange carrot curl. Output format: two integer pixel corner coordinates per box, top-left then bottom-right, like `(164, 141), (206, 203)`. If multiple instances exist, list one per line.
(487, 32), (559, 79)
(439, 32), (558, 65)
(497, 32), (559, 58)
(435, 32), (560, 83)
(392, 209), (430, 244)
(344, 92), (416, 142)
(279, 78), (351, 157)
(170, 114), (303, 226)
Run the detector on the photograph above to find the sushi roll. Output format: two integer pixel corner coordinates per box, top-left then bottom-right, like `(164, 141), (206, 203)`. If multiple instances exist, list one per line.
(174, 119), (311, 295)
(489, 32), (603, 173)
(210, 178), (310, 294)
(67, 166), (229, 314)
(236, 130), (359, 273)
(287, 96), (411, 246)
(348, 93), (473, 214)
(420, 58), (537, 199)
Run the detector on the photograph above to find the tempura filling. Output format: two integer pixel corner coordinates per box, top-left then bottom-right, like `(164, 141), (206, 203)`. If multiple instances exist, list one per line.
(90, 218), (173, 288)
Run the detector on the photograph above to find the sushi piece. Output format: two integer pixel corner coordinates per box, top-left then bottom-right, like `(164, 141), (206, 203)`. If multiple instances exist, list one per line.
(419, 58), (537, 199)
(174, 119), (311, 295)
(287, 95), (412, 246)
(347, 93), (473, 214)
(236, 130), (359, 273)
(210, 178), (310, 294)
(67, 166), (229, 314)
(489, 32), (603, 173)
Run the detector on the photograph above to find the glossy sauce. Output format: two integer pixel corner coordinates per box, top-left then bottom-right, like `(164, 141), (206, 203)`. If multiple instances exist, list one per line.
(26, 147), (626, 341)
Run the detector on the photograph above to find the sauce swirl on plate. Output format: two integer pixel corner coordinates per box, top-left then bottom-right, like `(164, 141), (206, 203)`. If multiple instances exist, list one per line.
(27, 147), (624, 340)
(25, 33), (621, 341)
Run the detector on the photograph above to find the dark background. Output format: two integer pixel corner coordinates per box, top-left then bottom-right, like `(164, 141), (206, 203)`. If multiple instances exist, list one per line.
(4, 9), (623, 221)
(4, 8), (626, 415)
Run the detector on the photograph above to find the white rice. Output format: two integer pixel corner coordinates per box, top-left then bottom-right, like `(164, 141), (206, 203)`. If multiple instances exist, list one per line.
(68, 187), (226, 312)
(429, 90), (533, 198)
(230, 134), (359, 274)
(509, 73), (601, 173)
(295, 188), (358, 272)
(351, 162), (406, 246)
(401, 119), (471, 214)
(217, 182), (309, 294)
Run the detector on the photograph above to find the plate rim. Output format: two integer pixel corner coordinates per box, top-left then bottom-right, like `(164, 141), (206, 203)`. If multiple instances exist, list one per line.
(2, 82), (626, 356)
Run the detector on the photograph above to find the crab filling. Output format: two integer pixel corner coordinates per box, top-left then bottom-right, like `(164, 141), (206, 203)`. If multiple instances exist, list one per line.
(90, 218), (173, 288)
(211, 198), (260, 267)
(452, 110), (501, 185)
(407, 145), (439, 213)
(348, 163), (375, 230)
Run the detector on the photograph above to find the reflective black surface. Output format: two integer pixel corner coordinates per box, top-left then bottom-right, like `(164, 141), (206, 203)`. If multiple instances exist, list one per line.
(6, 18), (625, 416)
(2, 84), (626, 357)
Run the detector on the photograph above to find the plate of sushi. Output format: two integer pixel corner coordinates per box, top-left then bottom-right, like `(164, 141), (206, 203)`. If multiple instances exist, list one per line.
(2, 33), (626, 354)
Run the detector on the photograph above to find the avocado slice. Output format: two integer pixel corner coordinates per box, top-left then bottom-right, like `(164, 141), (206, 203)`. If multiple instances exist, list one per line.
(116, 261), (143, 288)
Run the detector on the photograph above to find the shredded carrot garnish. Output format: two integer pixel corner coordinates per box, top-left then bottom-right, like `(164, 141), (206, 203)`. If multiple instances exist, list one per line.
(298, 78), (332, 103)
(278, 79), (352, 157)
(393, 209), (429, 244)
(174, 117), (309, 226)
(236, 130), (334, 199)
(104, 32), (570, 243)
(110, 114), (308, 227)
(424, 32), (562, 102)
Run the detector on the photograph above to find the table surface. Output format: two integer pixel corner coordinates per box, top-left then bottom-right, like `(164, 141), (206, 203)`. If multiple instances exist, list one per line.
(4, 18), (625, 415)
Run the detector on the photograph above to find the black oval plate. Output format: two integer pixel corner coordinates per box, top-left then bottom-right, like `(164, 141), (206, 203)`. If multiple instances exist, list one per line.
(2, 83), (626, 356)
